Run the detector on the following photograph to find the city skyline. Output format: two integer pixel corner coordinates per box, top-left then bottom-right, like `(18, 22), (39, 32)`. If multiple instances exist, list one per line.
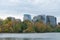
(0, 0), (60, 23)
(0, 14), (59, 23)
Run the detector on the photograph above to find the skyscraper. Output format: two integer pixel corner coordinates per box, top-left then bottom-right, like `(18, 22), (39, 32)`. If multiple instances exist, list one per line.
(33, 15), (57, 26)
(23, 14), (31, 21)
(32, 16), (38, 22)
(33, 15), (46, 24)
(46, 15), (57, 26)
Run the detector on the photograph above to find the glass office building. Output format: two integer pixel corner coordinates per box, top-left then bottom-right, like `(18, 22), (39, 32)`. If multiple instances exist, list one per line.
(23, 14), (31, 21)
(46, 16), (57, 26)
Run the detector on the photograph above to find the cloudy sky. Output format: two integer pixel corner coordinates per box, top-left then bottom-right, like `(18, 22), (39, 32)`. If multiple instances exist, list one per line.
(0, 0), (60, 22)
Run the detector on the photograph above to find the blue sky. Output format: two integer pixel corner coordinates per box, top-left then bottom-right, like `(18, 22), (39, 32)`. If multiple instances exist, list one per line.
(0, 0), (60, 22)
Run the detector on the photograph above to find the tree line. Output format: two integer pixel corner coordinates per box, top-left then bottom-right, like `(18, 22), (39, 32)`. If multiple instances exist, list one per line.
(0, 17), (59, 33)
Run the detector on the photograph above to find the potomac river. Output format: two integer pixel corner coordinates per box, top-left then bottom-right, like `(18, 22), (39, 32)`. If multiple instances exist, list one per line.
(0, 33), (60, 40)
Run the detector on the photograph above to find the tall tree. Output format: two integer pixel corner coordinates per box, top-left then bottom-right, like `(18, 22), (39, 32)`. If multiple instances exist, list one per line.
(34, 21), (46, 33)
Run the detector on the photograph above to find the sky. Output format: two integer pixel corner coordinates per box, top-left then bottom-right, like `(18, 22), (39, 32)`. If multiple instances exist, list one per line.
(0, 0), (60, 23)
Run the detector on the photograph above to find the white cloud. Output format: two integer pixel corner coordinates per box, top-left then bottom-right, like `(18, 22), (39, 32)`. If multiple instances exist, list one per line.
(9, 0), (19, 3)
(0, 0), (60, 22)
(0, 0), (20, 6)
(0, 10), (23, 21)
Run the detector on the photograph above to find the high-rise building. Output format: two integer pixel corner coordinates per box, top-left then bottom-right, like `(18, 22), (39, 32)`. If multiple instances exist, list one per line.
(33, 15), (46, 24)
(23, 14), (31, 21)
(32, 16), (38, 22)
(46, 15), (57, 26)
(33, 15), (57, 26)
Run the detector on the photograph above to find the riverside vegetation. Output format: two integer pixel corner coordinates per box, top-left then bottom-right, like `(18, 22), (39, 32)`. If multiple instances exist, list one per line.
(0, 17), (59, 33)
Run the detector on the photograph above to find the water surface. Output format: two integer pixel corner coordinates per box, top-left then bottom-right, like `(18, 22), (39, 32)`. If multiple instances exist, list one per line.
(0, 33), (59, 40)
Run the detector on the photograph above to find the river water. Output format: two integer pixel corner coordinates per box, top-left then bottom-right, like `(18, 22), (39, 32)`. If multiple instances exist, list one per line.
(0, 33), (59, 40)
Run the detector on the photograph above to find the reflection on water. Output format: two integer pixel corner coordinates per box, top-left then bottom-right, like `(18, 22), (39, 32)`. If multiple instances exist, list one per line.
(0, 33), (60, 40)
(0, 38), (57, 40)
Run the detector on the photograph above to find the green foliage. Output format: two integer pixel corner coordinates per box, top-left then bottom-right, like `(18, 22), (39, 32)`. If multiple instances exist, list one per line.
(0, 17), (58, 33)
(13, 23), (22, 33)
(46, 26), (54, 32)
(55, 25), (60, 32)
(34, 21), (46, 33)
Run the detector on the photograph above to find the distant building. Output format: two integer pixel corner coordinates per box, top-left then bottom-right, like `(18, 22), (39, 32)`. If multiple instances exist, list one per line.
(23, 14), (31, 21)
(46, 15), (57, 26)
(58, 22), (60, 25)
(33, 15), (46, 24)
(32, 16), (38, 22)
(38, 15), (46, 24)
(7, 17), (15, 21)
(33, 15), (57, 26)
(16, 19), (21, 22)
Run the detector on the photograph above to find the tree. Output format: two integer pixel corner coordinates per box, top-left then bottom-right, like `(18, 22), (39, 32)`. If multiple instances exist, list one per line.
(0, 19), (3, 26)
(21, 20), (31, 32)
(21, 20), (36, 33)
(46, 25), (54, 32)
(2, 21), (14, 32)
(34, 21), (46, 33)
(12, 21), (22, 33)
(23, 26), (35, 33)
(55, 25), (60, 32)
